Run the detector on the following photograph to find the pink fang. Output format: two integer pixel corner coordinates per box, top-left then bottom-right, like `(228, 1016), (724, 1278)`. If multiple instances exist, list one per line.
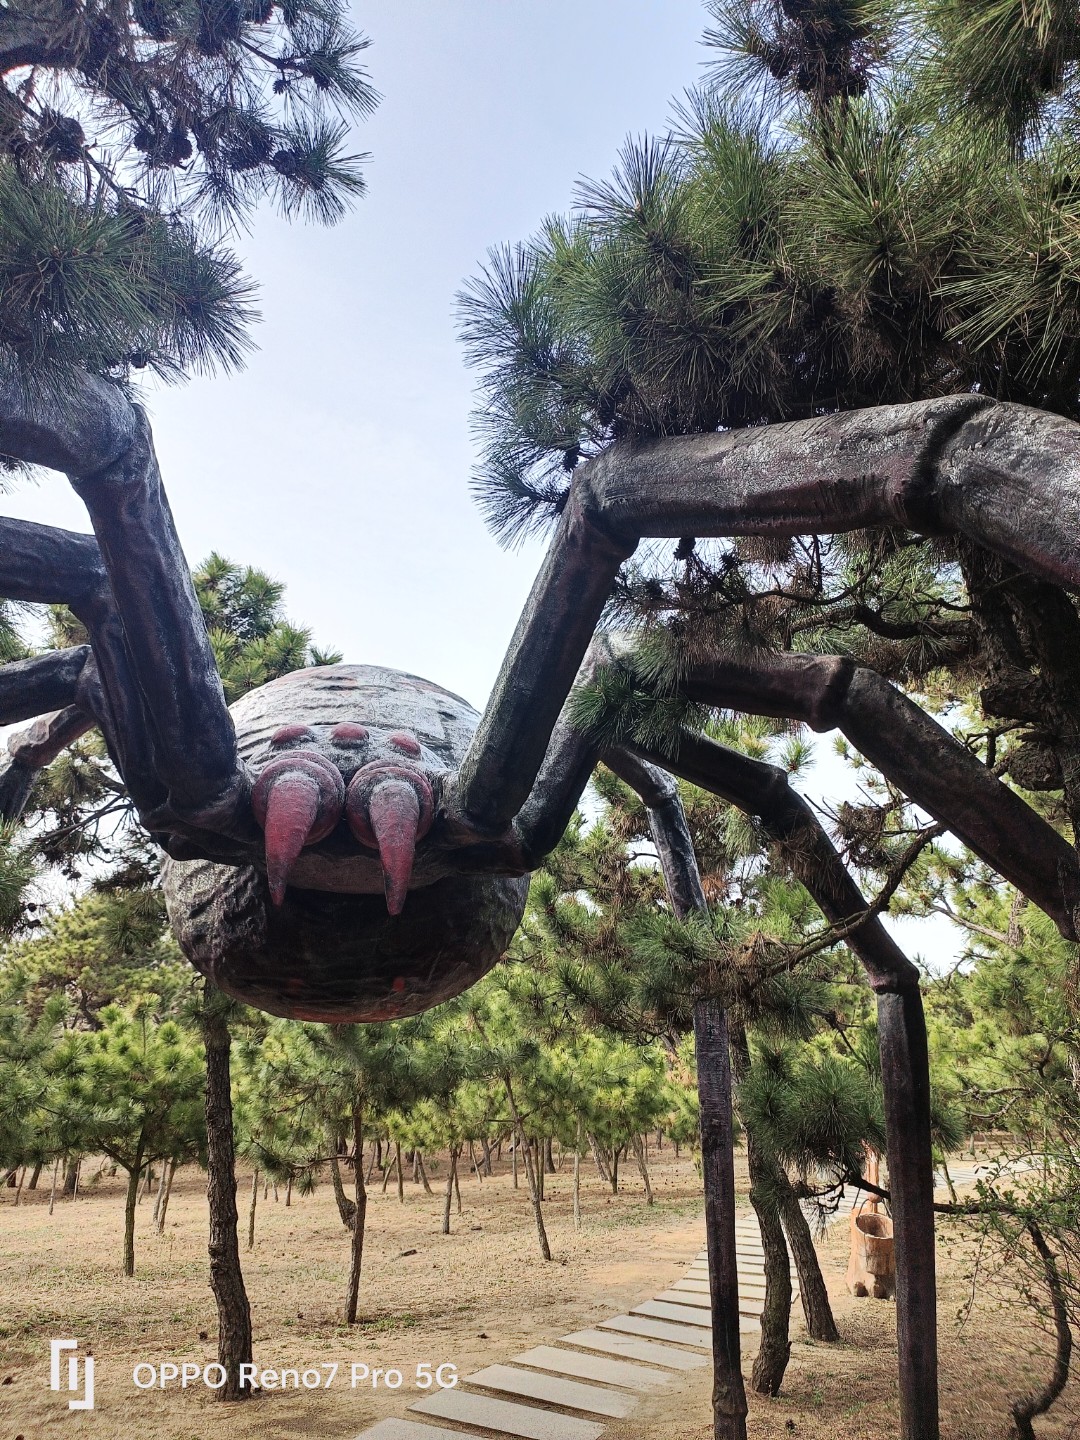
(262, 773), (321, 907)
(365, 780), (421, 916)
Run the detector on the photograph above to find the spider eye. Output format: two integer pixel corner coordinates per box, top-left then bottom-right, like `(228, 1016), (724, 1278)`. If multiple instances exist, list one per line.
(331, 722), (369, 745)
(270, 724), (316, 747)
(388, 732), (421, 756)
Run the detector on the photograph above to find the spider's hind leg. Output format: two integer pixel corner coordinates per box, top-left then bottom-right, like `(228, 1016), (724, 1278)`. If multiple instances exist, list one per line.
(613, 736), (938, 1440)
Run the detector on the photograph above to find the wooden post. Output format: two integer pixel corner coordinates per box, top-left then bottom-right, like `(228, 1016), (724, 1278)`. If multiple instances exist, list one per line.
(694, 996), (749, 1440)
(877, 986), (939, 1440)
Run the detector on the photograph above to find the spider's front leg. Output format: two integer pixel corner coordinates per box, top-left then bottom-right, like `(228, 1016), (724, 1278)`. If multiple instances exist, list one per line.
(454, 394), (1080, 939)
(0, 371), (253, 845)
(0, 514), (168, 816)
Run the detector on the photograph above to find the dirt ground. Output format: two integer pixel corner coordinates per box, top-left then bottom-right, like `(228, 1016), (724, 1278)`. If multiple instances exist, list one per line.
(1, 1148), (1076, 1440)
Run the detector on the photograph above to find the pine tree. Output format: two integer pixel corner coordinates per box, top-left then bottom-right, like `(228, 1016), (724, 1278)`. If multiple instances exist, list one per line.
(62, 1000), (205, 1275)
(0, 0), (375, 388)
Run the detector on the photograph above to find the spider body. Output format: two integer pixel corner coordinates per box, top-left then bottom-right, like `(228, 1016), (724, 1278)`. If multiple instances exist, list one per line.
(160, 663), (530, 1022)
(4, 378), (1080, 1434)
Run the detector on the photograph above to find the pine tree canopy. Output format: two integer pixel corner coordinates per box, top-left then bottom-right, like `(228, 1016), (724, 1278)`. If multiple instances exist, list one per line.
(0, 0), (376, 381)
(461, 3), (1080, 544)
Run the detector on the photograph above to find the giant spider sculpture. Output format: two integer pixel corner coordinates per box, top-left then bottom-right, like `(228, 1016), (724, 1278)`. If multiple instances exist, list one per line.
(2, 379), (1079, 1440)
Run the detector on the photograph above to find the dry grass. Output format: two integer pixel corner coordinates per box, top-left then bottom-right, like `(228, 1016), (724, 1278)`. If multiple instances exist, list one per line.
(0, 1150), (1076, 1440)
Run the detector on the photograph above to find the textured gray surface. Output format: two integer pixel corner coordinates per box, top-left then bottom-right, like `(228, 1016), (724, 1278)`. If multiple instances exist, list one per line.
(510, 1344), (671, 1390)
(655, 1288), (712, 1308)
(353, 1420), (485, 1439)
(598, 1315), (712, 1348)
(464, 1363), (637, 1417)
(558, 1329), (708, 1370)
(410, 1388), (606, 1440)
(632, 1299), (711, 1327)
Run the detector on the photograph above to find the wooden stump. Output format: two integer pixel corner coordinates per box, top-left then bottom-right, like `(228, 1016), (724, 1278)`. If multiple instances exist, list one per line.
(847, 1202), (896, 1300)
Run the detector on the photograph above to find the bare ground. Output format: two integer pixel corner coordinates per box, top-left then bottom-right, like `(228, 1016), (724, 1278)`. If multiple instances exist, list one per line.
(0, 1150), (1075, 1440)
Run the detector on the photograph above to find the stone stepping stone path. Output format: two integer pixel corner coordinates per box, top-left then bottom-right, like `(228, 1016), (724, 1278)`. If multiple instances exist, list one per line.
(557, 1329), (707, 1371)
(353, 1223), (800, 1440)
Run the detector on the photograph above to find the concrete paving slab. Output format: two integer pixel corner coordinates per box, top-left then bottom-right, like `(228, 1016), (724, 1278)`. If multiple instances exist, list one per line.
(354, 1421), (485, 1439)
(656, 1288), (711, 1308)
(464, 1364), (637, 1418)
(632, 1299), (712, 1327)
(511, 1345), (671, 1391)
(410, 1389), (605, 1440)
(599, 1315), (713, 1349)
(559, 1329), (708, 1370)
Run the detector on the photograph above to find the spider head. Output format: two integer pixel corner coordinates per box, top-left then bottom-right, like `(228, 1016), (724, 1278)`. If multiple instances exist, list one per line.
(251, 722), (437, 913)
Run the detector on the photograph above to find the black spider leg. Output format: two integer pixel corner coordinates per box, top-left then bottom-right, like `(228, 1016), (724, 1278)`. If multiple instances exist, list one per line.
(0, 375), (248, 836)
(602, 748), (748, 1435)
(0, 516), (166, 815)
(0, 646), (92, 723)
(513, 707), (939, 1438)
(678, 652), (1080, 936)
(614, 735), (938, 1440)
(455, 395), (1080, 843)
(0, 705), (96, 819)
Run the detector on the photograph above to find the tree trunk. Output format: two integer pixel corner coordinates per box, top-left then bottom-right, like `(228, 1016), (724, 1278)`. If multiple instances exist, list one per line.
(454, 1154), (462, 1213)
(152, 1161), (167, 1224)
(506, 1080), (551, 1261)
(48, 1156), (59, 1215)
(511, 1135), (518, 1188)
(247, 1170), (258, 1251)
(416, 1152), (433, 1195)
(748, 1141), (792, 1396)
(63, 1156), (79, 1196)
(27, 1160), (42, 1191)
(610, 1145), (619, 1195)
(632, 1133), (654, 1205)
(544, 1136), (556, 1173)
(343, 1101), (368, 1324)
(285, 1173), (292, 1206)
(395, 1141), (404, 1204)
(777, 1171), (839, 1342)
(365, 1143), (377, 1183)
(535, 1138), (545, 1200)
(203, 987), (253, 1401)
(469, 1140), (483, 1185)
(589, 1132), (610, 1182)
(877, 985), (939, 1440)
(573, 1118), (582, 1231)
(442, 1146), (460, 1235)
(1010, 1220), (1072, 1439)
(123, 1137), (146, 1276)
(481, 1136), (493, 1176)
(694, 995), (749, 1440)
(330, 1148), (357, 1230)
(156, 1159), (175, 1234)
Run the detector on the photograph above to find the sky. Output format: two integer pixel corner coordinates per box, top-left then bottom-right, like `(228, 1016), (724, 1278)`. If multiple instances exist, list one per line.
(5, 0), (962, 968)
